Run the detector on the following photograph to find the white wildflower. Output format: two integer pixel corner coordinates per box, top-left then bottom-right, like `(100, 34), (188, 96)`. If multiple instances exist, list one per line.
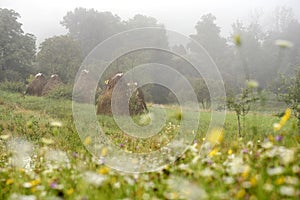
(280, 186), (295, 196)
(267, 166), (284, 176)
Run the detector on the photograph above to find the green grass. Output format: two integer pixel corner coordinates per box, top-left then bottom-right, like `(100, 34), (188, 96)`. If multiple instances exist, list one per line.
(0, 90), (299, 199)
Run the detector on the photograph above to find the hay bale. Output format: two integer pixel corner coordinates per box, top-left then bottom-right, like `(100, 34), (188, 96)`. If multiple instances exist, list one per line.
(97, 72), (148, 115)
(26, 73), (47, 96)
(42, 74), (63, 96)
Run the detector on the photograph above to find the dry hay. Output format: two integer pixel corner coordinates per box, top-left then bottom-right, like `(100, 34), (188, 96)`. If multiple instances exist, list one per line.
(42, 74), (63, 96)
(25, 73), (47, 96)
(97, 72), (148, 116)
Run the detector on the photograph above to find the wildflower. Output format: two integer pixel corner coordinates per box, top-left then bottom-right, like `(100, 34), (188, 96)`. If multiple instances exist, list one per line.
(0, 134), (10, 140)
(83, 171), (106, 187)
(98, 166), (110, 175)
(261, 141), (273, 149)
(6, 178), (14, 185)
(223, 176), (234, 184)
(236, 189), (246, 198)
(30, 179), (41, 187)
(250, 176), (257, 186)
(275, 135), (283, 142)
(101, 147), (108, 156)
(200, 168), (214, 177)
(273, 123), (281, 131)
(50, 182), (58, 189)
(267, 166), (284, 176)
(41, 138), (54, 145)
(275, 176), (285, 185)
(274, 108), (292, 131)
(263, 183), (273, 191)
(208, 147), (219, 157)
(8, 194), (36, 200)
(233, 34), (241, 46)
(67, 188), (74, 195)
(246, 80), (259, 88)
(83, 136), (91, 145)
(50, 121), (62, 127)
(279, 148), (294, 165)
(228, 149), (233, 155)
(206, 128), (224, 145)
(279, 186), (296, 196)
(241, 165), (251, 179)
(275, 40), (294, 48)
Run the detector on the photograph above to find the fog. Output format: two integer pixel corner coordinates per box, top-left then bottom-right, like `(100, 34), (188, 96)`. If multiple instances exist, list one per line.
(2, 0), (300, 44)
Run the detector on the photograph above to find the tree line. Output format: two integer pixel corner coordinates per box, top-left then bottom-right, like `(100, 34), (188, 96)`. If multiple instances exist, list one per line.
(0, 7), (300, 106)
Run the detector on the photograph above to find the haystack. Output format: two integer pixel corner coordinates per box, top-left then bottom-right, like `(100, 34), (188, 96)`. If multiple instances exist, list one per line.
(26, 73), (47, 96)
(97, 72), (148, 116)
(42, 74), (63, 96)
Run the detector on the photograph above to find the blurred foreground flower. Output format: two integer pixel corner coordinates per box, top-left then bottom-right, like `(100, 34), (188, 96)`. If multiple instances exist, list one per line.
(233, 34), (241, 46)
(273, 108), (291, 131)
(206, 128), (224, 145)
(275, 39), (294, 49)
(246, 80), (259, 88)
(83, 171), (107, 187)
(50, 121), (62, 127)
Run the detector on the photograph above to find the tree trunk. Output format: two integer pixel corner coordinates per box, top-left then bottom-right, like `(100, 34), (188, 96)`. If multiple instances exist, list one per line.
(237, 114), (241, 137)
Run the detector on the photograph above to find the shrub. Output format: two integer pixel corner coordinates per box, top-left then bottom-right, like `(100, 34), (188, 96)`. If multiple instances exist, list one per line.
(46, 84), (73, 100)
(0, 81), (26, 93)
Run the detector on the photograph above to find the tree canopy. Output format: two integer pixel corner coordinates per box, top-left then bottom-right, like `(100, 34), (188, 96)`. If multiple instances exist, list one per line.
(37, 35), (82, 83)
(0, 8), (36, 81)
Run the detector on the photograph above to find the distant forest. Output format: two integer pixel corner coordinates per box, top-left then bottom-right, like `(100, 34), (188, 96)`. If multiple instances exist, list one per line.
(0, 7), (299, 104)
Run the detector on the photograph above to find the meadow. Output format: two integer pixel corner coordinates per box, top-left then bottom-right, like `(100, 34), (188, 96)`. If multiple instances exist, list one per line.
(0, 89), (299, 200)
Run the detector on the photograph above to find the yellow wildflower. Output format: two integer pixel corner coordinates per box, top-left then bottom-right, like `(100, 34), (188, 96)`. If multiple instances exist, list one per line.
(67, 188), (74, 195)
(6, 179), (14, 185)
(30, 179), (41, 187)
(83, 136), (91, 145)
(276, 176), (285, 185)
(274, 108), (292, 131)
(101, 147), (108, 156)
(228, 149), (233, 155)
(250, 176), (257, 186)
(233, 34), (241, 46)
(206, 128), (224, 144)
(208, 147), (219, 157)
(242, 165), (251, 179)
(236, 189), (246, 198)
(98, 166), (110, 175)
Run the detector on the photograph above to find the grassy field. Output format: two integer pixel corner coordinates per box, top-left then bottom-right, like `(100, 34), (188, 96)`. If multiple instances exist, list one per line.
(0, 90), (299, 199)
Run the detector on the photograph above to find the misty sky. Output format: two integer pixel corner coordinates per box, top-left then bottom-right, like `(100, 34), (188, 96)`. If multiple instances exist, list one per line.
(1, 0), (300, 45)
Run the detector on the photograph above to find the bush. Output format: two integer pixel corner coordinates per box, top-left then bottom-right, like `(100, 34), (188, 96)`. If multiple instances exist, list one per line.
(0, 81), (26, 93)
(46, 84), (73, 100)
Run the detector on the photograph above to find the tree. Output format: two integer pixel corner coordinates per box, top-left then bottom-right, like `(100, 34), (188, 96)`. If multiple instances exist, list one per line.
(279, 67), (300, 131)
(227, 83), (259, 137)
(188, 14), (228, 63)
(37, 35), (82, 83)
(61, 8), (124, 56)
(0, 8), (36, 81)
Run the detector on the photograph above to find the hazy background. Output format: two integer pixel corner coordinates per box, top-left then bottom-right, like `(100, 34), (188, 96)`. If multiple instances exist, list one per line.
(1, 0), (300, 44)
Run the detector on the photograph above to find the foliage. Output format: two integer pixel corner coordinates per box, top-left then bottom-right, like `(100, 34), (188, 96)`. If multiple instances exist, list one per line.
(279, 67), (300, 129)
(46, 84), (73, 100)
(61, 8), (124, 56)
(227, 83), (260, 137)
(0, 81), (26, 93)
(0, 8), (36, 82)
(37, 35), (82, 83)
